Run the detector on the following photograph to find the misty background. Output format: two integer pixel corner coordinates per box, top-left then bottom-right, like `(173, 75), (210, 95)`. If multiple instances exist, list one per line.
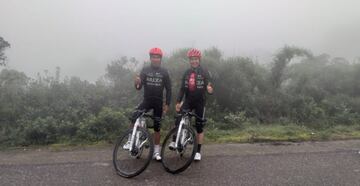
(1, 0), (360, 81)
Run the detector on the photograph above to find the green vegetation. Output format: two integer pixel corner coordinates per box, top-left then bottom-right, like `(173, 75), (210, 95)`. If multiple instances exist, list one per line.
(1, 36), (360, 147)
(206, 124), (360, 143)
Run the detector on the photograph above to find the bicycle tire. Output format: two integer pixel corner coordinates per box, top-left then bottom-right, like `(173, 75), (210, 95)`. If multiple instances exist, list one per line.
(113, 128), (154, 178)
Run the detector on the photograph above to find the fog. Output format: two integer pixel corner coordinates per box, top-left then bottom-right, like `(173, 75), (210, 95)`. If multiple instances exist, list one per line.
(1, 0), (360, 81)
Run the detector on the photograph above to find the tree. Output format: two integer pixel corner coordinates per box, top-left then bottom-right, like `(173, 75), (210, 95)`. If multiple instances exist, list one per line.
(105, 56), (138, 107)
(0, 69), (28, 126)
(0, 37), (10, 66)
(270, 46), (313, 89)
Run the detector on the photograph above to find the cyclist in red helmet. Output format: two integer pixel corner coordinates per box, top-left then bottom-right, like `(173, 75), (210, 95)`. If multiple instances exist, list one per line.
(125, 47), (172, 161)
(171, 48), (213, 161)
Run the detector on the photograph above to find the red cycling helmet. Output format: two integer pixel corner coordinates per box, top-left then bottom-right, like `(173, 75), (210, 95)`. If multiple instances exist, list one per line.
(187, 48), (201, 58)
(149, 47), (163, 57)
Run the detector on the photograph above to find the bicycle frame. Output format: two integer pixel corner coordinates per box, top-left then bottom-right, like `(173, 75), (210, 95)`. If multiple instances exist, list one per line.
(129, 115), (146, 152)
(174, 115), (190, 149)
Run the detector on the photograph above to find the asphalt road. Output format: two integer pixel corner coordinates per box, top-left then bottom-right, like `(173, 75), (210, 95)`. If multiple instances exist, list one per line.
(0, 140), (359, 186)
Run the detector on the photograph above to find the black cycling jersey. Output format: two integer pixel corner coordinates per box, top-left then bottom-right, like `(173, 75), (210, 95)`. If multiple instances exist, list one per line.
(137, 65), (172, 105)
(176, 66), (212, 103)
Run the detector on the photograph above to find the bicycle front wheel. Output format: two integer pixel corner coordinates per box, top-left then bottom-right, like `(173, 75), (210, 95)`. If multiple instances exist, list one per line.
(161, 125), (197, 174)
(113, 128), (154, 178)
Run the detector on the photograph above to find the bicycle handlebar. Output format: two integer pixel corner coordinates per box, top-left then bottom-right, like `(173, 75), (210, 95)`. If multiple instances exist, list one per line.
(176, 109), (207, 122)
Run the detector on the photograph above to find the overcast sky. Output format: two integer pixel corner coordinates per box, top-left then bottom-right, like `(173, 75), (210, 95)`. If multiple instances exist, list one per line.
(1, 0), (360, 81)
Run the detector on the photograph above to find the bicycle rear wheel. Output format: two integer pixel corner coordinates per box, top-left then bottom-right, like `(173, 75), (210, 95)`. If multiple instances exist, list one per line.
(113, 128), (154, 178)
(161, 125), (197, 174)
